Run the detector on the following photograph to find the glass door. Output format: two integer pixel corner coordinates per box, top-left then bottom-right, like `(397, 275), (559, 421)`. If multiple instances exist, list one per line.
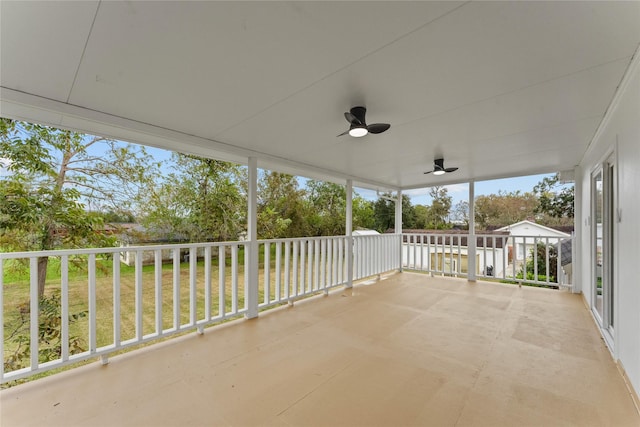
(592, 154), (615, 338)
(592, 169), (604, 321)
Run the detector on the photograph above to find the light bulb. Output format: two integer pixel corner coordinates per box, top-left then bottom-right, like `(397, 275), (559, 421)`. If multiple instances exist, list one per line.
(349, 127), (368, 137)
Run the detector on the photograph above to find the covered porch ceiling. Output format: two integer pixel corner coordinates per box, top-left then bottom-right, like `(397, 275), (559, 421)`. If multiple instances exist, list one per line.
(1, 1), (639, 191)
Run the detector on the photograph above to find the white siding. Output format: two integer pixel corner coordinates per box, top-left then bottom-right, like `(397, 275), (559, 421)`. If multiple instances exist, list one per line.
(578, 50), (640, 396)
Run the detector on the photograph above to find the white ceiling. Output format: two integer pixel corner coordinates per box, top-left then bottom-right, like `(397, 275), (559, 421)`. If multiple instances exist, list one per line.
(1, 1), (639, 191)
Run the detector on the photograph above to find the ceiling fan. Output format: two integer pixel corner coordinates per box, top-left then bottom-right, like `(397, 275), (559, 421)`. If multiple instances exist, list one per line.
(424, 158), (458, 176)
(337, 106), (390, 137)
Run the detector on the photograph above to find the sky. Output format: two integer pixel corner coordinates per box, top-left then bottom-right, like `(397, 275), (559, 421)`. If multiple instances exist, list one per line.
(0, 140), (556, 207)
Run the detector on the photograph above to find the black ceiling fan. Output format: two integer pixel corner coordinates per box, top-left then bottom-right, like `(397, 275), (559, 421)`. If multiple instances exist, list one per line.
(424, 158), (458, 176)
(337, 106), (390, 137)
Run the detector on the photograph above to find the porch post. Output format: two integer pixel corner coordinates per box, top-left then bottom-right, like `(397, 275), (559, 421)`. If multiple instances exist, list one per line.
(346, 179), (353, 288)
(572, 165), (582, 294)
(246, 157), (259, 318)
(468, 181), (476, 282)
(396, 190), (403, 272)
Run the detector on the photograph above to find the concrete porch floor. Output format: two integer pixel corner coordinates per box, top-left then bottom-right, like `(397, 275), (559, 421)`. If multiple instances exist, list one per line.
(2, 272), (639, 426)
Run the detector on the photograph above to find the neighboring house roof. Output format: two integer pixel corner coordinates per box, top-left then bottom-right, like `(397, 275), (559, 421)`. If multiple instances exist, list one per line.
(556, 238), (573, 266)
(495, 220), (571, 238)
(393, 229), (510, 249)
(353, 229), (380, 236)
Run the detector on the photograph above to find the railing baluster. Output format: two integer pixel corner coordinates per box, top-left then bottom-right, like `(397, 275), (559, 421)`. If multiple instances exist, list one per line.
(155, 250), (163, 335)
(533, 237), (539, 282)
(338, 238), (344, 284)
(456, 236), (462, 277)
(89, 254), (97, 352)
(244, 243), (249, 312)
(314, 239), (320, 291)
(558, 237), (563, 286)
(502, 237), (508, 280)
(482, 236), (487, 276)
(135, 251), (143, 340)
(285, 241), (291, 300)
(30, 257), (39, 371)
(190, 248), (197, 326)
(219, 246), (226, 318)
(204, 246), (211, 321)
(264, 242), (270, 305)
(320, 239), (326, 290)
(173, 249), (180, 329)
(330, 239), (336, 286)
(545, 237), (550, 286)
(291, 240), (297, 298)
(231, 245), (238, 314)
(492, 236), (497, 278)
(300, 240), (306, 295)
(449, 235), (454, 275)
(307, 240), (313, 293)
(275, 241), (282, 302)
(61, 256), (70, 361)
(320, 237), (331, 289)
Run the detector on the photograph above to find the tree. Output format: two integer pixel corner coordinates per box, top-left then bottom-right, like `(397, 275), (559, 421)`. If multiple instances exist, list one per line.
(258, 171), (309, 238)
(534, 173), (574, 218)
(372, 194), (415, 232)
(451, 200), (469, 228)
(305, 180), (346, 236)
(426, 186), (452, 229)
(474, 191), (538, 229)
(352, 196), (375, 231)
(414, 205), (429, 229)
(0, 119), (157, 297)
(139, 154), (245, 242)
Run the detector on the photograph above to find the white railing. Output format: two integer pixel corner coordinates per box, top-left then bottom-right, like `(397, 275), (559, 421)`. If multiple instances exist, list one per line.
(353, 234), (401, 280)
(402, 233), (572, 289)
(258, 236), (349, 308)
(1, 234), (400, 383)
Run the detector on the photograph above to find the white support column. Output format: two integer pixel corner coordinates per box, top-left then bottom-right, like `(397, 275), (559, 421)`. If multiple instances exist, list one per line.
(572, 165), (582, 294)
(246, 157), (259, 318)
(468, 181), (476, 282)
(396, 190), (403, 272)
(346, 179), (353, 288)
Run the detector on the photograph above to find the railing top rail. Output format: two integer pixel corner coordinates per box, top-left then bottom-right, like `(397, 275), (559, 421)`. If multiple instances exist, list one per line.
(0, 240), (249, 260)
(401, 232), (568, 239)
(257, 235), (349, 244)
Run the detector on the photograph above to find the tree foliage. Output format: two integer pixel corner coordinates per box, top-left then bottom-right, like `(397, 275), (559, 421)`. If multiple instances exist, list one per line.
(517, 243), (558, 284)
(139, 154), (245, 242)
(533, 173), (574, 218)
(0, 119), (157, 296)
(258, 171), (306, 238)
(3, 292), (87, 376)
(425, 186), (452, 229)
(451, 200), (469, 228)
(373, 194), (415, 232)
(474, 191), (538, 230)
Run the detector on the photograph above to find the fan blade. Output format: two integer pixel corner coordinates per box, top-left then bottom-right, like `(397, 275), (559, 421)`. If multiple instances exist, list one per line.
(367, 123), (390, 134)
(445, 167), (459, 173)
(423, 170), (433, 175)
(344, 112), (361, 125)
(337, 129), (350, 137)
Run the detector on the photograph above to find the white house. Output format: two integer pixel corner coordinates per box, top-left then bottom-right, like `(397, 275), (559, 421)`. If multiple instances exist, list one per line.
(497, 220), (571, 260)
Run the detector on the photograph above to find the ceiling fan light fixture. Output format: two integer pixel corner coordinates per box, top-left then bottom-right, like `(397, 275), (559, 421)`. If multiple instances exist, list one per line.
(349, 126), (368, 137)
(433, 169), (446, 176)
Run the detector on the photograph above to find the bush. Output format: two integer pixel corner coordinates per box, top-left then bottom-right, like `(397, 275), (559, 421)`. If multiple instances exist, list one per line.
(3, 292), (87, 373)
(517, 243), (558, 283)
